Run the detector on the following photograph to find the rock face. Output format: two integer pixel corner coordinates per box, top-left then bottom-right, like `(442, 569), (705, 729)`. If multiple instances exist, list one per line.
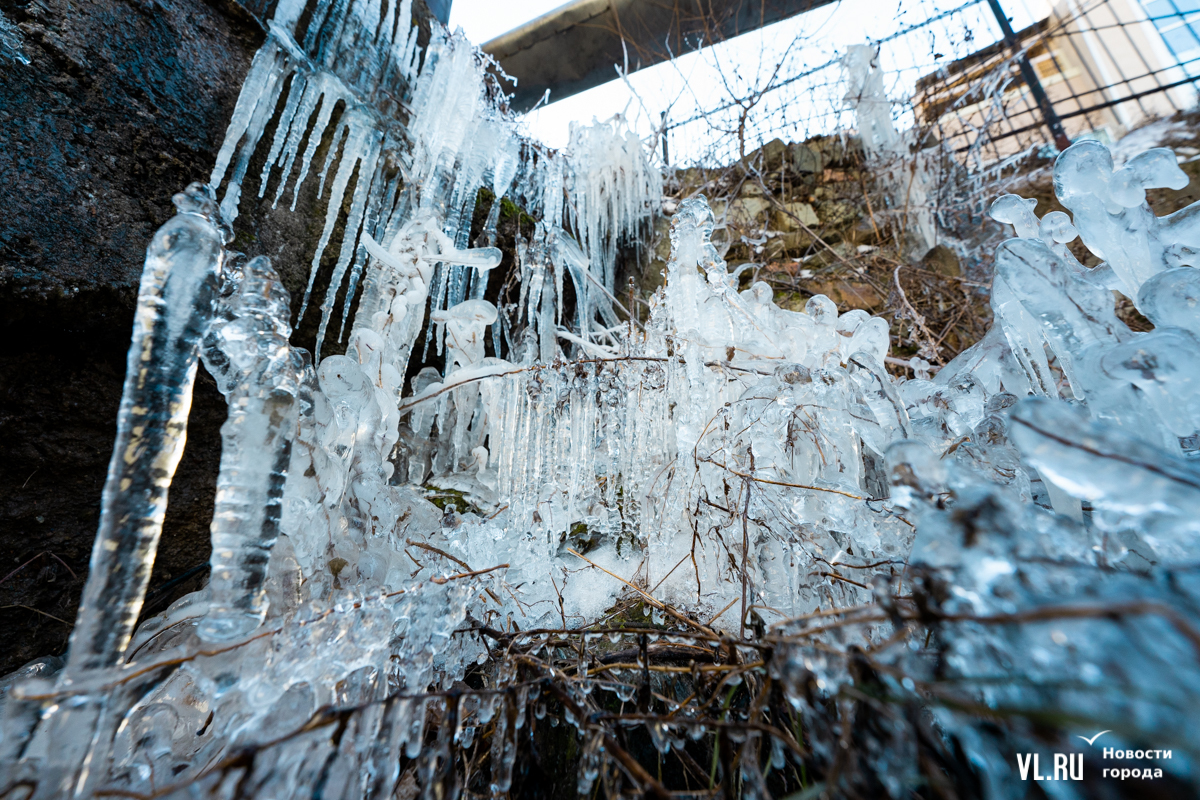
(0, 0), (263, 297)
(0, 0), (266, 675)
(0, 0), (441, 675)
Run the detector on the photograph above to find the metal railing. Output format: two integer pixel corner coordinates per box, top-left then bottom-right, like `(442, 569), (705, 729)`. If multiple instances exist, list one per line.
(660, 0), (1200, 170)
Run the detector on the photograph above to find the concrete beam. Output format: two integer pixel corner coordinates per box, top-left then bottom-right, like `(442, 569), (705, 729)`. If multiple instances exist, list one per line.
(426, 0), (452, 25)
(483, 0), (835, 112)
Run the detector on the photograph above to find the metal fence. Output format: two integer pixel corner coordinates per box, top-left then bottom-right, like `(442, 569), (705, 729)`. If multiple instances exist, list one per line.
(659, 0), (1200, 170)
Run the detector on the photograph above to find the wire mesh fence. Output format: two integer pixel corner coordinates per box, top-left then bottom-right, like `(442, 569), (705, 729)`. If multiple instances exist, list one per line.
(659, 0), (1200, 172)
(635, 0), (1200, 376)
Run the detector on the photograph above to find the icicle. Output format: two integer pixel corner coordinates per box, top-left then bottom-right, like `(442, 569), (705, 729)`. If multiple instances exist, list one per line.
(312, 125), (382, 355)
(67, 183), (231, 671)
(211, 40), (288, 195)
(258, 72), (308, 200)
(289, 79), (343, 211)
(200, 256), (302, 642)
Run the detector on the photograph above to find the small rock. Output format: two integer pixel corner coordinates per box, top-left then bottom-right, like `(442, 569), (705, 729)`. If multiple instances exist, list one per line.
(921, 244), (961, 277)
(759, 138), (788, 171)
(789, 143), (822, 174)
(804, 279), (885, 312)
(763, 231), (813, 261)
(815, 200), (857, 228)
(726, 197), (771, 229)
(772, 201), (819, 231)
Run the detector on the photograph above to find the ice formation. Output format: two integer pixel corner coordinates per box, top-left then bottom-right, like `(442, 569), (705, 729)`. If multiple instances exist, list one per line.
(67, 183), (232, 671)
(842, 43), (938, 255)
(0, 10), (27, 66)
(3, 0), (1200, 796)
(200, 254), (303, 642)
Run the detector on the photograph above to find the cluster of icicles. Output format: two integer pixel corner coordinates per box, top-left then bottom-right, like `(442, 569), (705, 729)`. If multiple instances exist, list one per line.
(3, 0), (1200, 793)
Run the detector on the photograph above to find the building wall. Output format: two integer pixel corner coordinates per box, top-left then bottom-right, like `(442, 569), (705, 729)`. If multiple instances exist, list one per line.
(916, 0), (1196, 166)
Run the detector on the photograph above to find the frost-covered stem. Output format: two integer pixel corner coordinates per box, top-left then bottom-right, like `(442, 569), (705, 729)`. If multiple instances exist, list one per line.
(740, 448), (752, 640)
(66, 183), (229, 671)
(200, 256), (300, 642)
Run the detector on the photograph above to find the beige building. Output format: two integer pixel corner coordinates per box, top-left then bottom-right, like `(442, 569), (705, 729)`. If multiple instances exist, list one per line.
(915, 0), (1197, 164)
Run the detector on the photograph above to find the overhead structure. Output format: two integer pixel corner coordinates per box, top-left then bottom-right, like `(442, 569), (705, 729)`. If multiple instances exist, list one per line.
(426, 0), (452, 25)
(483, 0), (836, 112)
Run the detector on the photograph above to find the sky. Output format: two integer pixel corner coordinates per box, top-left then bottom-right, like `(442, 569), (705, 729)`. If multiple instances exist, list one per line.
(447, 0), (566, 41)
(448, 0), (1054, 158)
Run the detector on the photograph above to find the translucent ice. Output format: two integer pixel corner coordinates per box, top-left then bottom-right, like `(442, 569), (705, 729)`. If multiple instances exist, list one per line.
(68, 183), (232, 671)
(1010, 397), (1200, 516)
(9, 10), (1200, 797)
(842, 43), (936, 253)
(200, 256), (303, 641)
(1053, 140), (1189, 298)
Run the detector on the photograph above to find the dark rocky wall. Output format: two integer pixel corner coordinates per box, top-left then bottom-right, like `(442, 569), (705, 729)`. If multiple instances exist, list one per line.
(0, 0), (447, 677)
(0, 0), (453, 676)
(0, 0), (267, 674)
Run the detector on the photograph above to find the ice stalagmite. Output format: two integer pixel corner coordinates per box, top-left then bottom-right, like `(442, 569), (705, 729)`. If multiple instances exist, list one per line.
(68, 183), (231, 671)
(0, 184), (231, 799)
(200, 256), (303, 641)
(1053, 141), (1190, 299)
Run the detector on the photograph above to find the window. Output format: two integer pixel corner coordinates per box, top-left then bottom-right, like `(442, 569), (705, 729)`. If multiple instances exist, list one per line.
(1143, 0), (1200, 75)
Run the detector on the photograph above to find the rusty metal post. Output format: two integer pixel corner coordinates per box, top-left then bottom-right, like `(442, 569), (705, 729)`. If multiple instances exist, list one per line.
(661, 111), (669, 165)
(987, 0), (1072, 151)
